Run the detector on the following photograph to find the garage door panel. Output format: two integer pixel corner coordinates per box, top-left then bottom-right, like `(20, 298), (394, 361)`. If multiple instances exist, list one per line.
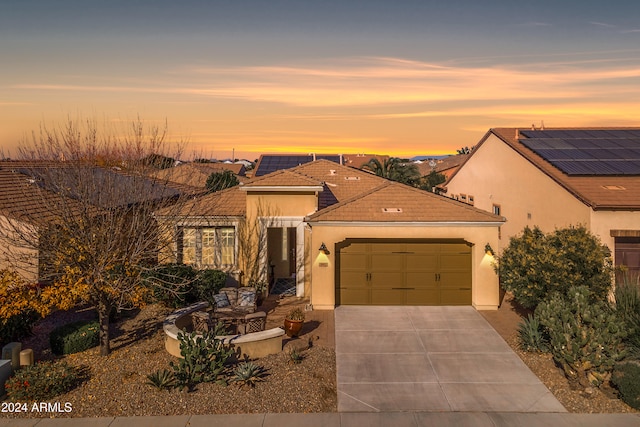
(371, 253), (404, 270)
(340, 272), (369, 288)
(339, 288), (371, 305)
(370, 272), (404, 287)
(439, 272), (472, 288)
(406, 288), (439, 305)
(371, 289), (405, 305)
(440, 288), (472, 305)
(440, 253), (471, 271)
(406, 254), (437, 270)
(340, 253), (368, 269)
(406, 272), (437, 288)
(370, 243), (404, 253)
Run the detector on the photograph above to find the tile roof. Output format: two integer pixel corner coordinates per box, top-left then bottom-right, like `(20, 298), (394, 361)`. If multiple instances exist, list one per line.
(0, 169), (93, 226)
(484, 128), (640, 210)
(160, 185), (246, 218)
(151, 163), (247, 188)
(288, 159), (388, 205)
(241, 169), (324, 189)
(307, 181), (504, 223)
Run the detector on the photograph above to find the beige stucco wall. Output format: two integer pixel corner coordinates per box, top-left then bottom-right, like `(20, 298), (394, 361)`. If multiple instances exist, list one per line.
(245, 192), (318, 218)
(445, 134), (591, 250)
(0, 215), (39, 281)
(307, 223), (501, 310)
(591, 210), (640, 255)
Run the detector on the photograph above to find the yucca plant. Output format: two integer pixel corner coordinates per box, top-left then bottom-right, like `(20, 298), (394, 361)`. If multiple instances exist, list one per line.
(146, 369), (176, 390)
(232, 362), (268, 388)
(517, 314), (548, 353)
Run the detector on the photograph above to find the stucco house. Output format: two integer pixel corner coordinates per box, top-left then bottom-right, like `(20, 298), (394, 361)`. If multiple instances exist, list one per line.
(442, 127), (640, 276)
(160, 159), (504, 310)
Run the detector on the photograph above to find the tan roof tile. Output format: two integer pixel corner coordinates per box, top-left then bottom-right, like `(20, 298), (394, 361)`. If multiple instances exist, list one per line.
(307, 181), (503, 223)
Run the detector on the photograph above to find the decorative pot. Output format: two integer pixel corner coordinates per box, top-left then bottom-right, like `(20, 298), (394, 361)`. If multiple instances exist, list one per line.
(283, 318), (304, 337)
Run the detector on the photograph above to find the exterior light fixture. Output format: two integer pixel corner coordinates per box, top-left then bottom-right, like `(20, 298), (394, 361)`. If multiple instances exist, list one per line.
(318, 242), (330, 255)
(484, 243), (494, 257)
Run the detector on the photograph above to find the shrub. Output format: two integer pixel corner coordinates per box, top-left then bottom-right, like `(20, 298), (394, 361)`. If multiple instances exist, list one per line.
(536, 286), (626, 388)
(286, 307), (305, 321)
(169, 322), (234, 391)
(232, 361), (268, 387)
(614, 273), (640, 359)
(144, 265), (227, 308)
(50, 320), (100, 355)
(611, 361), (640, 410)
(0, 310), (40, 348)
(144, 264), (200, 308)
(497, 226), (613, 309)
(194, 269), (227, 306)
(517, 314), (548, 352)
(288, 347), (304, 364)
(5, 361), (82, 401)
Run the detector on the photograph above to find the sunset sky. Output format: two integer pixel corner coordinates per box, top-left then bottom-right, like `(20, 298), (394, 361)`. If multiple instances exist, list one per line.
(2, 0), (640, 160)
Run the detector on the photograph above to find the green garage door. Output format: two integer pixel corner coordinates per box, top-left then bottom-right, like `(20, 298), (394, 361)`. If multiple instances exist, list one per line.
(337, 241), (472, 305)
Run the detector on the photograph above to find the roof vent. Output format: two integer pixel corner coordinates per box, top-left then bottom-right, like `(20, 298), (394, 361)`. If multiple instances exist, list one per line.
(602, 185), (626, 190)
(382, 208), (402, 213)
(344, 176), (360, 181)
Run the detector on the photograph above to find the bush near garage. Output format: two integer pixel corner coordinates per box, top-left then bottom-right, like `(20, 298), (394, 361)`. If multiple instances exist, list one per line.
(536, 286), (626, 388)
(496, 226), (613, 310)
(50, 319), (100, 355)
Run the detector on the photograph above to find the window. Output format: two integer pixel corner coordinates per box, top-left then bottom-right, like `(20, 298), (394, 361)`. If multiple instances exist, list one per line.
(179, 227), (235, 268)
(492, 204), (501, 216)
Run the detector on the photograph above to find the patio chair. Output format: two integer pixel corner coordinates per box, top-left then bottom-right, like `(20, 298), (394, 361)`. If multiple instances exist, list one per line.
(190, 310), (212, 333)
(236, 311), (267, 335)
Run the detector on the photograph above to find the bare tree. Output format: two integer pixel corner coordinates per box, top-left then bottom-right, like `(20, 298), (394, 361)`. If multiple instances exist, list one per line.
(0, 117), (200, 355)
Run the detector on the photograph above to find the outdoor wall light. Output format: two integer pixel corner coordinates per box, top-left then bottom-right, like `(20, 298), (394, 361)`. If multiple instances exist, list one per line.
(318, 242), (330, 255)
(484, 243), (494, 257)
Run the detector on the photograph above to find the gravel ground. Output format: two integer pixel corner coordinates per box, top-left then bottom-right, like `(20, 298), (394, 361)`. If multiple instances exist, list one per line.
(4, 293), (638, 418)
(6, 303), (336, 418)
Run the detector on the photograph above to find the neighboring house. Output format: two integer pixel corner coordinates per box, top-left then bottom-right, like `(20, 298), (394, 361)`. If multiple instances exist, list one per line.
(0, 162), (200, 281)
(442, 127), (640, 275)
(414, 154), (469, 179)
(342, 154), (390, 169)
(160, 159), (504, 310)
(151, 162), (247, 188)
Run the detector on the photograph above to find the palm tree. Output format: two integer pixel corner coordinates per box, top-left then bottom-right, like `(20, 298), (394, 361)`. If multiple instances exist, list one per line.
(361, 158), (421, 186)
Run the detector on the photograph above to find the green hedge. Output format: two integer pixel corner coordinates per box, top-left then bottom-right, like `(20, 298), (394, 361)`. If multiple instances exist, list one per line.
(50, 320), (100, 355)
(612, 362), (640, 409)
(5, 360), (82, 401)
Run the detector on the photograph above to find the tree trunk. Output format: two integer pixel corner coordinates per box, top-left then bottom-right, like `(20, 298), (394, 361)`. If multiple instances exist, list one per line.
(98, 299), (111, 356)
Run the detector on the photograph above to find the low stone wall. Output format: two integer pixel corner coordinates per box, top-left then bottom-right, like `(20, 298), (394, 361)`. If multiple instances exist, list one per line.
(163, 302), (284, 359)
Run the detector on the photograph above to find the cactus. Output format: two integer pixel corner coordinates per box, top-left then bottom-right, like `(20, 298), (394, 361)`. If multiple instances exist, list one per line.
(170, 322), (234, 391)
(536, 286), (627, 388)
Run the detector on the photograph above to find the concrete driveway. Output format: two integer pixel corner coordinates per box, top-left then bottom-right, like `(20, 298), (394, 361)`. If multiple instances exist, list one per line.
(335, 306), (566, 413)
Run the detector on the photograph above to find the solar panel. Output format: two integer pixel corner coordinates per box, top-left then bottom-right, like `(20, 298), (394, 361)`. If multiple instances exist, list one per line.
(254, 154), (342, 176)
(519, 130), (640, 175)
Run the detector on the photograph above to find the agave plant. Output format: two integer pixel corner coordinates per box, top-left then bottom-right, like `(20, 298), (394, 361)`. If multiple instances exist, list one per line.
(232, 362), (268, 388)
(146, 369), (176, 390)
(517, 314), (548, 353)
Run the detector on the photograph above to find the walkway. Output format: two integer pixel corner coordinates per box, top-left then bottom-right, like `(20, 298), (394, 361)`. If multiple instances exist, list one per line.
(335, 306), (566, 412)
